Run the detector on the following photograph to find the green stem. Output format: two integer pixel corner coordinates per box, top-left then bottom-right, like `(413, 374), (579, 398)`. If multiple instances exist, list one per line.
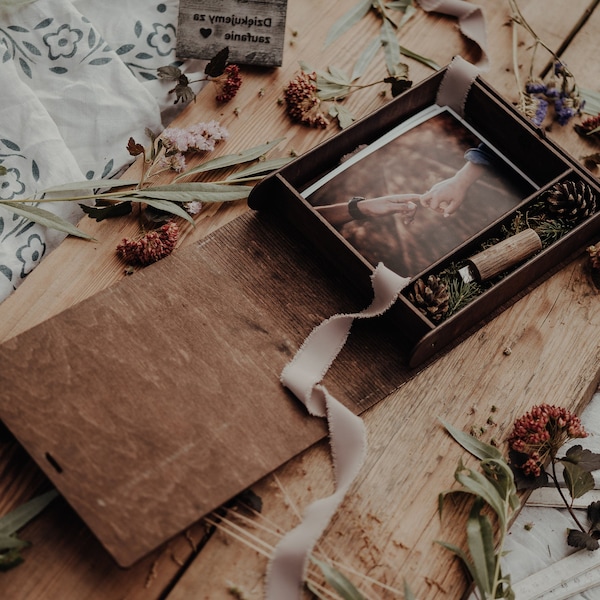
(550, 460), (587, 532)
(4, 189), (139, 204)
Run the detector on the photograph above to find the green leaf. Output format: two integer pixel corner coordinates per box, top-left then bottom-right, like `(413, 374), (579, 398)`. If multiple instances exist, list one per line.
(588, 501), (600, 528)
(0, 490), (58, 537)
(225, 156), (293, 180)
(455, 466), (508, 529)
(0, 548), (24, 572)
(204, 46), (229, 77)
(43, 179), (138, 193)
(441, 419), (504, 461)
(580, 88), (600, 115)
(400, 45), (441, 71)
(135, 183), (251, 203)
(325, 0), (373, 47)
(380, 19), (402, 76)
(0, 535), (28, 551)
(562, 445), (600, 472)
(329, 104), (356, 129)
(436, 540), (479, 585)
(567, 528), (599, 550)
(351, 37), (381, 81)
(176, 138), (285, 179)
(129, 196), (195, 224)
(316, 81), (351, 101)
(311, 557), (366, 600)
(0, 201), (95, 240)
(466, 499), (495, 596)
(403, 580), (417, 600)
(563, 461), (595, 500)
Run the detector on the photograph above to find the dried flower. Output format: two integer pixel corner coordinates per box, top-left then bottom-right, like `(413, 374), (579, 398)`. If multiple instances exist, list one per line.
(283, 71), (329, 129)
(184, 201), (203, 215)
(575, 114), (600, 141)
(214, 64), (242, 103)
(162, 121), (228, 155)
(507, 404), (587, 477)
(159, 152), (186, 173)
(116, 221), (179, 266)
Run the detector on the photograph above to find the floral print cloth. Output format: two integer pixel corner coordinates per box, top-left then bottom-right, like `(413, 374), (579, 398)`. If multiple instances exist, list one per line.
(0, 0), (205, 302)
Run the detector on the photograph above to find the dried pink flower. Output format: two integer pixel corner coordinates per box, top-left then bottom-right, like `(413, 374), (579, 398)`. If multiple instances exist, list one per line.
(162, 121), (229, 154)
(283, 71), (329, 129)
(508, 404), (587, 476)
(215, 64), (242, 103)
(159, 152), (187, 173)
(116, 221), (179, 266)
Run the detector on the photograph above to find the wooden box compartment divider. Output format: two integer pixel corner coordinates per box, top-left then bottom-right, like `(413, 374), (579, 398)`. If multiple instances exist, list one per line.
(249, 67), (600, 366)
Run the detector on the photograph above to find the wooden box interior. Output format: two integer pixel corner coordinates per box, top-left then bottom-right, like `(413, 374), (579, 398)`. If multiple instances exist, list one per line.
(248, 69), (600, 366)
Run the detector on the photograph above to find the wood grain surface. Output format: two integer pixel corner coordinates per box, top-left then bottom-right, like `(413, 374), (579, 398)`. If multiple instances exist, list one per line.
(0, 0), (599, 598)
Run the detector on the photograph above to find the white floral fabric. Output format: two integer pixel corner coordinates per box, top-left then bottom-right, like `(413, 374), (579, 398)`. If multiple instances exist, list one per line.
(0, 0), (205, 302)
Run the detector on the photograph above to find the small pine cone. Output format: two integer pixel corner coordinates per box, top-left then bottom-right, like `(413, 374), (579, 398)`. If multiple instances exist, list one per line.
(544, 179), (597, 222)
(408, 275), (450, 322)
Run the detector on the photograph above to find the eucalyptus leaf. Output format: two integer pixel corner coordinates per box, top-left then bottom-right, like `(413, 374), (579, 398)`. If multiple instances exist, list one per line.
(0, 490), (58, 537)
(403, 581), (417, 600)
(0, 0), (39, 5)
(311, 557), (366, 600)
(135, 184), (250, 204)
(455, 467), (508, 529)
(129, 197), (195, 223)
(43, 179), (138, 194)
(0, 201), (95, 240)
(396, 4), (417, 28)
(400, 46), (441, 71)
(225, 156), (293, 180)
(466, 499), (495, 596)
(0, 535), (28, 551)
(175, 138), (285, 179)
(563, 461), (595, 500)
(325, 0), (373, 47)
(351, 37), (381, 81)
(436, 540), (478, 585)
(380, 19), (401, 76)
(441, 419), (504, 461)
(580, 88), (600, 115)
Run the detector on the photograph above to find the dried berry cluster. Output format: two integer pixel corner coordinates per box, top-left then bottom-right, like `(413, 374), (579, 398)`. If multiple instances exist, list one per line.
(116, 222), (180, 267)
(283, 71), (328, 129)
(507, 404), (587, 477)
(215, 64), (242, 103)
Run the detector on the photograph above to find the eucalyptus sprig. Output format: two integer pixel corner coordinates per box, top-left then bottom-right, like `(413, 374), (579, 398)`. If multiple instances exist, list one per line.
(286, 0), (440, 129)
(438, 421), (520, 600)
(0, 489), (58, 571)
(0, 131), (289, 240)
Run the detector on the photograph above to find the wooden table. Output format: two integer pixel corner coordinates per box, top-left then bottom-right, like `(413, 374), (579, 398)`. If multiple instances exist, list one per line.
(1, 1), (599, 598)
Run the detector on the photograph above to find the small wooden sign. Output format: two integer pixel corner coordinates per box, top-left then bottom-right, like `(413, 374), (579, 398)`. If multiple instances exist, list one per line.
(176, 0), (288, 67)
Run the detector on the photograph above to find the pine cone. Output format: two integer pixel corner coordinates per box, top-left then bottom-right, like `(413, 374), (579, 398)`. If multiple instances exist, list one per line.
(408, 275), (449, 322)
(544, 179), (597, 222)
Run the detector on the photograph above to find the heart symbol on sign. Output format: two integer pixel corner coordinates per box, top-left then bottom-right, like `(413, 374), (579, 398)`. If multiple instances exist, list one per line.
(199, 28), (212, 38)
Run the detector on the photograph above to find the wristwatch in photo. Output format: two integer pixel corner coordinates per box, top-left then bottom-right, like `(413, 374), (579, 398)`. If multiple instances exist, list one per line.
(348, 196), (368, 220)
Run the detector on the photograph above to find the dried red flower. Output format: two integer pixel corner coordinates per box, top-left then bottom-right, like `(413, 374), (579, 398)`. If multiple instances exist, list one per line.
(116, 221), (179, 267)
(507, 404), (587, 476)
(215, 64), (242, 103)
(283, 71), (329, 129)
(575, 114), (600, 140)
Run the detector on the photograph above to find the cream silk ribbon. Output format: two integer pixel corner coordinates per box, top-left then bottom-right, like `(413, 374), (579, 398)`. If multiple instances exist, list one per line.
(266, 264), (410, 598)
(418, 0), (489, 69)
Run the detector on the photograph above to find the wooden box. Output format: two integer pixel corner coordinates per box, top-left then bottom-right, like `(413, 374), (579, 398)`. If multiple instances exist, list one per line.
(249, 67), (600, 367)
